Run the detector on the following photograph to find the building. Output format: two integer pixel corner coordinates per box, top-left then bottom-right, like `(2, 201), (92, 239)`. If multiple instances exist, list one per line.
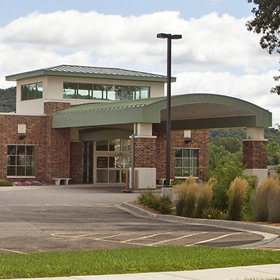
(1, 65), (272, 188)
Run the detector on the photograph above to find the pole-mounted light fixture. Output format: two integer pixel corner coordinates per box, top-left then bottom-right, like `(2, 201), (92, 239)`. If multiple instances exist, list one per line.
(157, 33), (182, 188)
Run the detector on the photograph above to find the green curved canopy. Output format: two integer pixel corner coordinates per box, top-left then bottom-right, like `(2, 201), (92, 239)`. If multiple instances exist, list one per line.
(52, 93), (272, 130)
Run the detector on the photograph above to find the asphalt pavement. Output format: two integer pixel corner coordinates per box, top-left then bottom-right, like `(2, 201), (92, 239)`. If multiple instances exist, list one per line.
(0, 184), (279, 280)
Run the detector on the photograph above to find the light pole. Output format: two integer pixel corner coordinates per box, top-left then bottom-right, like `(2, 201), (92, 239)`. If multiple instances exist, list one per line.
(157, 33), (182, 188)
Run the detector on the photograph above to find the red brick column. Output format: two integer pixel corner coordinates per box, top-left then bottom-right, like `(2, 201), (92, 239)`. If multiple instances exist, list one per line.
(243, 140), (268, 169)
(134, 137), (156, 168)
(43, 102), (71, 183)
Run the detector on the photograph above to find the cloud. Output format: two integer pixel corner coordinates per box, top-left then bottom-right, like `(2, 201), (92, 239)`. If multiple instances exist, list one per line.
(0, 10), (276, 73)
(172, 70), (280, 126)
(0, 9), (279, 124)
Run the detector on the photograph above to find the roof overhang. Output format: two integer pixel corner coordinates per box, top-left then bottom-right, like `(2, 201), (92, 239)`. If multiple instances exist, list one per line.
(52, 93), (272, 130)
(6, 65), (175, 83)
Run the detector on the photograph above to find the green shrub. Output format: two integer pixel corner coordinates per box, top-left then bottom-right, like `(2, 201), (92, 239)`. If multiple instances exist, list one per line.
(137, 191), (172, 214)
(251, 174), (279, 222)
(211, 161), (244, 212)
(0, 179), (13, 186)
(196, 183), (213, 218)
(202, 207), (223, 219)
(158, 196), (172, 214)
(171, 179), (183, 186)
(242, 174), (258, 221)
(227, 177), (248, 221)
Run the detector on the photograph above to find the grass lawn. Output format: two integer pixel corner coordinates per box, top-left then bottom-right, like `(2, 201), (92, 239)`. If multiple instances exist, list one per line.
(0, 246), (279, 279)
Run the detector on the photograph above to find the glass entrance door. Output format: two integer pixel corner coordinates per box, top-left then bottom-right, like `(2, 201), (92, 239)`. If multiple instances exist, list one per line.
(96, 156), (130, 183)
(95, 139), (130, 184)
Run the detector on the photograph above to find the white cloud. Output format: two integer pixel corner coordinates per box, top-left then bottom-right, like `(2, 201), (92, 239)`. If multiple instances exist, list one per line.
(172, 70), (280, 127)
(0, 9), (279, 124)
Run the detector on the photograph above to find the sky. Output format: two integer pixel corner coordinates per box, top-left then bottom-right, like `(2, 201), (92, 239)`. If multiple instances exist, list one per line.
(0, 0), (279, 127)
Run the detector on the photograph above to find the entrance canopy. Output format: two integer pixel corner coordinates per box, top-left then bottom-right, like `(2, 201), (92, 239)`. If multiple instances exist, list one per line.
(52, 93), (272, 130)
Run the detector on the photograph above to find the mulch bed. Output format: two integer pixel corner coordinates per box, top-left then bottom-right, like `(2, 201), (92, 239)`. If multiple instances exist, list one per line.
(127, 201), (280, 228)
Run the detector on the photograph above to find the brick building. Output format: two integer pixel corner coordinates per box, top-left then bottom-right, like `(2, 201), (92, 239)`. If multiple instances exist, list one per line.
(1, 65), (272, 188)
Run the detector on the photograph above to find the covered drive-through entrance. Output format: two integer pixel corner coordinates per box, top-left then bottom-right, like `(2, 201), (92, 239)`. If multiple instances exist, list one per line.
(53, 93), (272, 187)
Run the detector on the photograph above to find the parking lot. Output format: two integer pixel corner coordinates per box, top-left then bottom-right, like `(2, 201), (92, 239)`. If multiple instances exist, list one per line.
(0, 185), (264, 254)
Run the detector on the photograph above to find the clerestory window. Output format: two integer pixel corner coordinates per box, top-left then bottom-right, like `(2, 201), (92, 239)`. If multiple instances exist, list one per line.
(63, 82), (149, 101)
(21, 83), (43, 101)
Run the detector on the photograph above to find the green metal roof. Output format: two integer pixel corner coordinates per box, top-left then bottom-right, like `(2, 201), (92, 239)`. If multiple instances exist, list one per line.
(6, 65), (175, 83)
(52, 93), (272, 130)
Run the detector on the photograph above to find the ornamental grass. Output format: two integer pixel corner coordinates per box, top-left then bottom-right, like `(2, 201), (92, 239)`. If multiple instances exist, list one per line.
(251, 174), (280, 222)
(227, 177), (248, 221)
(174, 176), (213, 218)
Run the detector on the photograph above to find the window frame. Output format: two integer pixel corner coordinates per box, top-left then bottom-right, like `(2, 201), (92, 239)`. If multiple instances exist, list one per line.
(7, 145), (35, 178)
(63, 82), (150, 101)
(174, 148), (199, 178)
(21, 82), (43, 101)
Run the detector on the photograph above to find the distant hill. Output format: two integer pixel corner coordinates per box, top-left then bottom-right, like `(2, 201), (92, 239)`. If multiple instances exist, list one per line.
(210, 128), (280, 145)
(0, 87), (16, 112)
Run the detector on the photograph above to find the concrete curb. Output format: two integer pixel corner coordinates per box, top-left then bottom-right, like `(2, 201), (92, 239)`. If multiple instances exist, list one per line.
(121, 202), (280, 235)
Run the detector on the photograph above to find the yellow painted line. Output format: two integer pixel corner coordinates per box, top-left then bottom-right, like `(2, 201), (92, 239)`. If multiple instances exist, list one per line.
(148, 232), (208, 246)
(121, 232), (172, 243)
(94, 232), (133, 240)
(0, 248), (26, 254)
(185, 232), (243, 247)
(45, 204), (52, 206)
(51, 232), (100, 238)
(96, 203), (115, 208)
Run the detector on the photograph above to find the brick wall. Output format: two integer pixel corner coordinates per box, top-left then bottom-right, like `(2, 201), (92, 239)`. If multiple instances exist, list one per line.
(0, 114), (47, 182)
(243, 140), (267, 169)
(0, 102), (71, 184)
(154, 129), (209, 180)
(134, 137), (157, 168)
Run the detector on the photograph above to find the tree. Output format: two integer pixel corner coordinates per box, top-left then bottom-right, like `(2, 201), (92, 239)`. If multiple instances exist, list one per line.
(215, 137), (242, 153)
(246, 0), (280, 94)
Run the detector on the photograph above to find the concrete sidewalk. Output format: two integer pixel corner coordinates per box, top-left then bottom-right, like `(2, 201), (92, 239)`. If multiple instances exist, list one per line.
(11, 264), (280, 280)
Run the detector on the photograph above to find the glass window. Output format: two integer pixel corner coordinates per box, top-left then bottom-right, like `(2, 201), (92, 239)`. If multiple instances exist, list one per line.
(21, 85), (29, 100)
(96, 140), (108, 151)
(114, 86), (122, 101)
(29, 84), (36, 100)
(63, 83), (78, 99)
(97, 157), (108, 168)
(122, 86), (135, 100)
(97, 170), (108, 183)
(121, 139), (130, 152)
(63, 82), (150, 101)
(175, 148), (199, 177)
(140, 87), (149, 99)
(82, 142), (93, 183)
(21, 82), (43, 101)
(107, 85), (115, 100)
(78, 83), (92, 99)
(109, 139), (121, 151)
(93, 84), (106, 99)
(109, 170), (120, 183)
(37, 83), (43, 98)
(7, 145), (35, 177)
